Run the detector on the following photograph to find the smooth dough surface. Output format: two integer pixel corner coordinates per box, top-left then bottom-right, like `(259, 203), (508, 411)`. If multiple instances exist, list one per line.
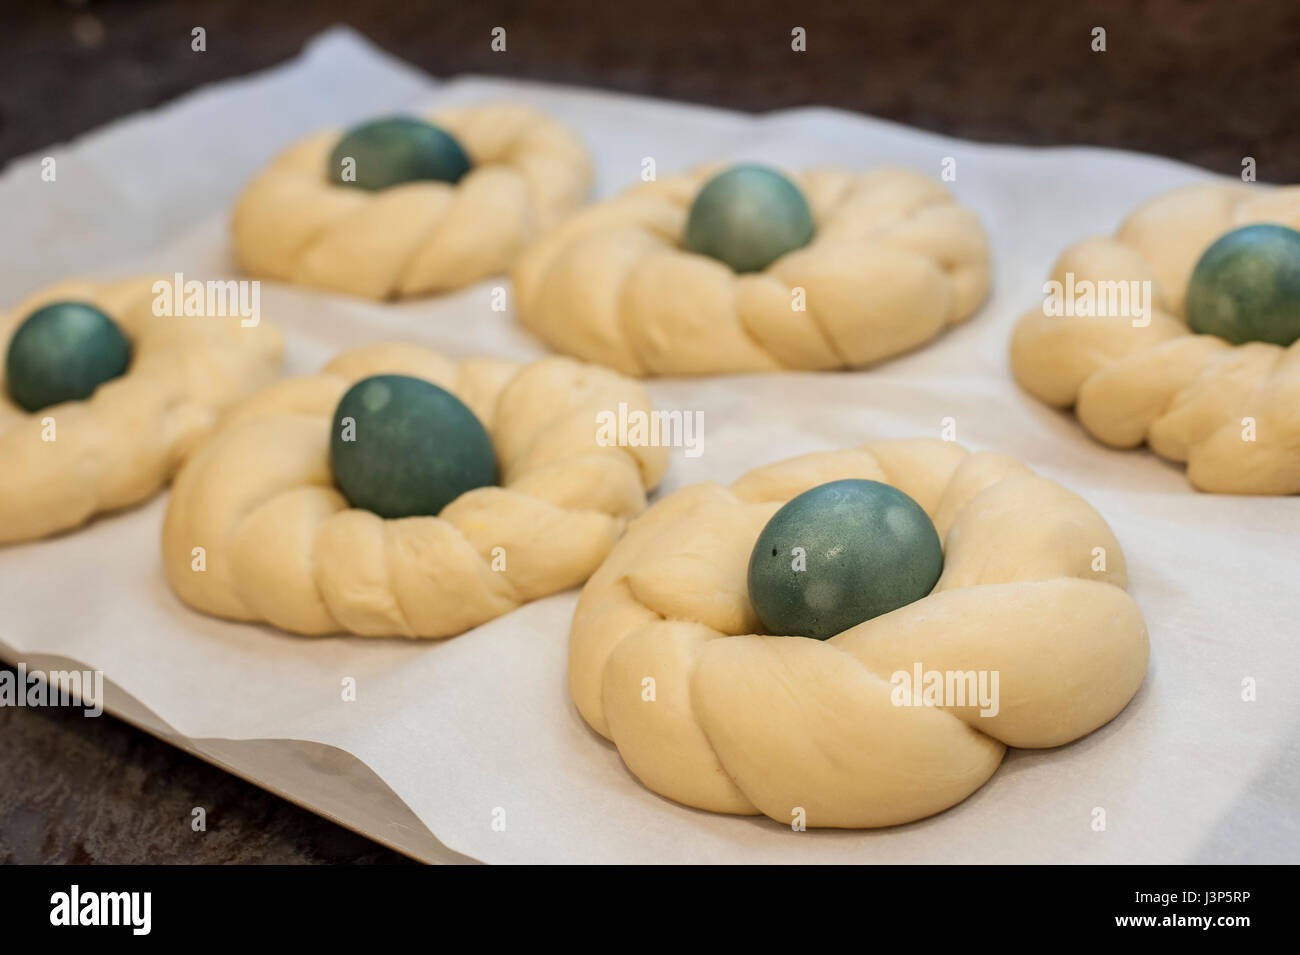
(162, 343), (668, 639)
(232, 104), (593, 299)
(513, 165), (991, 376)
(569, 438), (1149, 828)
(0, 277), (283, 544)
(1010, 183), (1300, 494)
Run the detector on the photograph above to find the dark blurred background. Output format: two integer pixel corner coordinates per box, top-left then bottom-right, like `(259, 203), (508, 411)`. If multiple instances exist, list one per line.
(1, 0), (1297, 864)
(4, 0), (1299, 175)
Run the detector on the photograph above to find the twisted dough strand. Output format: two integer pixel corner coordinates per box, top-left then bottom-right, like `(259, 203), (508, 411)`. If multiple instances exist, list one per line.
(232, 104), (593, 300)
(163, 344), (667, 638)
(0, 277), (283, 544)
(1011, 183), (1300, 494)
(514, 166), (991, 376)
(569, 438), (1148, 827)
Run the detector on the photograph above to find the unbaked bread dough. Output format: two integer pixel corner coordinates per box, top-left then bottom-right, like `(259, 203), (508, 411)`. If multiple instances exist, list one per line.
(232, 104), (593, 299)
(1011, 183), (1300, 494)
(513, 165), (991, 376)
(569, 438), (1148, 828)
(163, 343), (668, 638)
(0, 277), (283, 544)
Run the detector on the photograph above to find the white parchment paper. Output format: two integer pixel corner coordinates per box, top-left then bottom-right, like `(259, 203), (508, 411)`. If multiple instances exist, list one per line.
(2, 27), (1298, 864)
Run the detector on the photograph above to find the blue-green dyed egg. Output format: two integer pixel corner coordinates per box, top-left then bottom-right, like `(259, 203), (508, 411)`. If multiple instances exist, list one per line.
(1186, 223), (1300, 347)
(684, 165), (815, 273)
(329, 375), (497, 519)
(747, 479), (943, 641)
(328, 117), (471, 191)
(5, 301), (132, 412)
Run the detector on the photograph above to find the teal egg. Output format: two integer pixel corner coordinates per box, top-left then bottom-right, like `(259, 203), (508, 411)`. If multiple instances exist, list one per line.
(747, 479), (943, 641)
(684, 164), (815, 273)
(328, 117), (471, 191)
(1186, 223), (1300, 346)
(5, 301), (132, 412)
(329, 375), (497, 519)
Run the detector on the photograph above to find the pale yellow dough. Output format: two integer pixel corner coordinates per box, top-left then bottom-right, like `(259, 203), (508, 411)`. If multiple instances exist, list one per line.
(513, 165), (991, 376)
(1010, 183), (1300, 494)
(0, 277), (283, 544)
(163, 343), (668, 639)
(569, 438), (1148, 828)
(232, 104), (593, 299)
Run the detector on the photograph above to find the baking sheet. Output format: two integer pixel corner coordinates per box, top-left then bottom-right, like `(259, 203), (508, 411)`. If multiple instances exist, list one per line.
(2, 26), (1297, 864)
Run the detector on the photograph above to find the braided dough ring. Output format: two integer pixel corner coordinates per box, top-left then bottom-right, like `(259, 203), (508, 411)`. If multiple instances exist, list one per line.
(163, 343), (668, 638)
(232, 104), (593, 300)
(0, 277), (282, 545)
(570, 438), (1148, 828)
(1011, 183), (1300, 494)
(513, 166), (990, 376)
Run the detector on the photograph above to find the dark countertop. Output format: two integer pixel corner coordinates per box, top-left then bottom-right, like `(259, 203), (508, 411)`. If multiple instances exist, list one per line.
(2, 0), (1296, 864)
(0, 675), (414, 863)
